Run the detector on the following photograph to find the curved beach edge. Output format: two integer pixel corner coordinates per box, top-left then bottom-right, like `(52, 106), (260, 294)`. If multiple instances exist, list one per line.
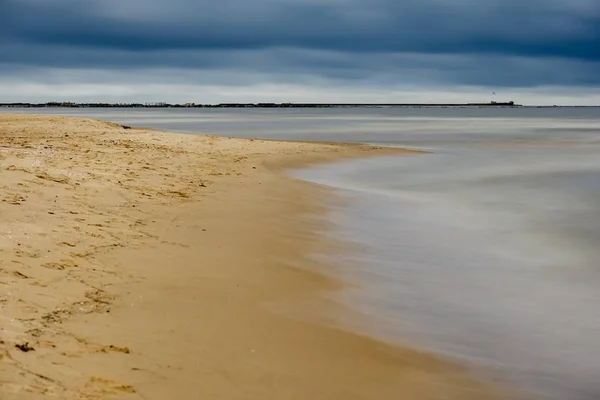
(0, 114), (512, 399)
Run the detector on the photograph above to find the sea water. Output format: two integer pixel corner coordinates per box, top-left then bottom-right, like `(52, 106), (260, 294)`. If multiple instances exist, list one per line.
(294, 145), (600, 399)
(4, 106), (600, 398)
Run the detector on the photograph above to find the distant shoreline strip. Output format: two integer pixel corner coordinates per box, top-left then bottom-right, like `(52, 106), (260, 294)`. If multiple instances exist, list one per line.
(1, 101), (523, 108)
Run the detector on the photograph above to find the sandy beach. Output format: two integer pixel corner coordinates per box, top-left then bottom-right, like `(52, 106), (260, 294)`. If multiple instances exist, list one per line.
(1, 114), (502, 399)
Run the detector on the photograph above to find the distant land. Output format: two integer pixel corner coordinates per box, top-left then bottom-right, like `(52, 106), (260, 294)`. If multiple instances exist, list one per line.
(0, 101), (524, 108)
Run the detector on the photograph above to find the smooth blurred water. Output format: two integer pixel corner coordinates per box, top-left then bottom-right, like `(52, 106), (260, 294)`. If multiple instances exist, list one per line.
(4, 107), (600, 398)
(295, 145), (600, 399)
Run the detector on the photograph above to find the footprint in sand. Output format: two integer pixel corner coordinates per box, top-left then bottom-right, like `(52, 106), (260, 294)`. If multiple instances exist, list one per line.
(11, 271), (29, 279)
(1, 194), (26, 205)
(41, 259), (78, 270)
(0, 381), (61, 399)
(82, 377), (137, 398)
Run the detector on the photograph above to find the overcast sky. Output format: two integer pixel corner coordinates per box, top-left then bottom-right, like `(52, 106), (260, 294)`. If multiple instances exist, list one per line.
(1, 0), (599, 104)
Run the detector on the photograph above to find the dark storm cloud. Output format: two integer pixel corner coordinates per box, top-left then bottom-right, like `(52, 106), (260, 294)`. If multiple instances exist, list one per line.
(4, 0), (599, 59)
(1, 0), (599, 87)
(2, 46), (597, 88)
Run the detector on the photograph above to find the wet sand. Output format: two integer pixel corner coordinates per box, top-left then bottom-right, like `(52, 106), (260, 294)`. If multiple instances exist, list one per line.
(1, 115), (502, 399)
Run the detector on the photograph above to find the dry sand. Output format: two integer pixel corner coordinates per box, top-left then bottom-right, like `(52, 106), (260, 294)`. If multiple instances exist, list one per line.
(1, 114), (504, 399)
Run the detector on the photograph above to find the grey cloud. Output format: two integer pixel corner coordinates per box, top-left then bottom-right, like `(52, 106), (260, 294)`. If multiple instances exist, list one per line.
(4, 0), (599, 59)
(2, 45), (598, 88)
(0, 0), (599, 95)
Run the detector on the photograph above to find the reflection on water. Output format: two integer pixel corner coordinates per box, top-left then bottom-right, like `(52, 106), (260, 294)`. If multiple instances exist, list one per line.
(4, 106), (600, 399)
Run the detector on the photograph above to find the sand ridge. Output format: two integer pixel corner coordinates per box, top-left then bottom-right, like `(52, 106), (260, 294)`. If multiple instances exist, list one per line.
(1, 114), (505, 399)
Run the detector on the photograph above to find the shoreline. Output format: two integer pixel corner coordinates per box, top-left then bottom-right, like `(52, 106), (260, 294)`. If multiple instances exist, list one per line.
(0, 102), (522, 108)
(1, 114), (505, 399)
